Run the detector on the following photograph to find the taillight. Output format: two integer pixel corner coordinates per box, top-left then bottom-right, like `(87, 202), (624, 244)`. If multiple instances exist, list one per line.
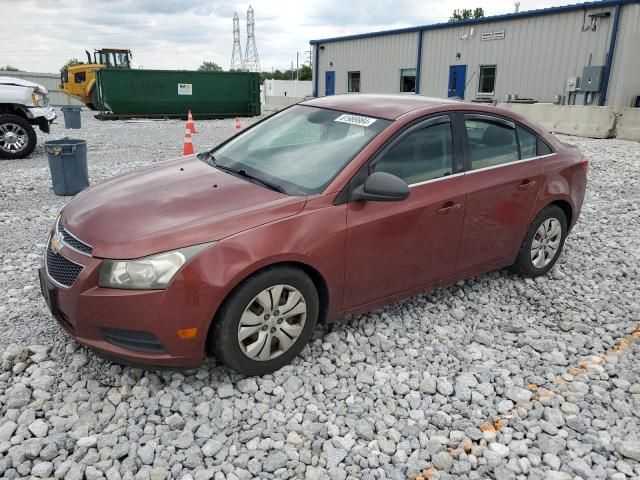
(581, 158), (589, 174)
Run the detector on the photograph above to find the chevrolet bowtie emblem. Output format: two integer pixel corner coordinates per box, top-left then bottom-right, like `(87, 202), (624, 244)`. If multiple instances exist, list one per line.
(50, 232), (64, 254)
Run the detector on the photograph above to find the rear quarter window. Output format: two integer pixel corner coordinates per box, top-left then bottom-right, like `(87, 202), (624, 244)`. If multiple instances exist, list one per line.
(517, 126), (537, 159)
(537, 138), (554, 156)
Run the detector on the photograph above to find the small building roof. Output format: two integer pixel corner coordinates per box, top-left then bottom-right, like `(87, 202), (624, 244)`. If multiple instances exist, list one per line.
(309, 0), (638, 45)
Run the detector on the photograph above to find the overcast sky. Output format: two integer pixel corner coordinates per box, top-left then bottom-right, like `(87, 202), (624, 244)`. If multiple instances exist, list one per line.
(3, 0), (570, 73)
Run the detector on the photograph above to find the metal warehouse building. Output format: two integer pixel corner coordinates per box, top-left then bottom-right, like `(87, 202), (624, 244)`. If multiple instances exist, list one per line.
(310, 0), (640, 111)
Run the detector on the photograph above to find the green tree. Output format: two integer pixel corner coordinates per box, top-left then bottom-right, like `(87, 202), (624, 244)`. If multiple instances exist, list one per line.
(0, 65), (20, 71)
(61, 58), (84, 72)
(298, 64), (312, 81)
(198, 61), (223, 72)
(450, 7), (485, 21)
(260, 65), (312, 83)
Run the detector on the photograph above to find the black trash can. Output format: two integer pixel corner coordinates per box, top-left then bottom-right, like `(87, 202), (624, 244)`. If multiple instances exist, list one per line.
(44, 138), (89, 196)
(61, 106), (82, 129)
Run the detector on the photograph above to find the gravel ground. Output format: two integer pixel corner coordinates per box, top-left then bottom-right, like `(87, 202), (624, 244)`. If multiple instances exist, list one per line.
(1, 109), (639, 480)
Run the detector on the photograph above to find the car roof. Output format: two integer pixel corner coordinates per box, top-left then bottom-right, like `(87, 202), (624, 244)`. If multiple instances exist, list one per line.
(300, 94), (463, 120)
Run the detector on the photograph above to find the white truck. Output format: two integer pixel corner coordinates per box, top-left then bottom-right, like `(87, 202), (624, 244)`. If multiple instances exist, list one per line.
(0, 77), (57, 159)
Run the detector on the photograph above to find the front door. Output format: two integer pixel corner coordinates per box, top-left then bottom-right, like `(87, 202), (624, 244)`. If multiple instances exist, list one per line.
(455, 114), (542, 272)
(325, 71), (335, 96)
(448, 65), (467, 98)
(343, 116), (466, 309)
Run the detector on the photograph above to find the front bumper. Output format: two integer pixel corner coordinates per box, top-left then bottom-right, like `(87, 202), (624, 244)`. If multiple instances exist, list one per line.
(28, 106), (57, 122)
(39, 238), (216, 368)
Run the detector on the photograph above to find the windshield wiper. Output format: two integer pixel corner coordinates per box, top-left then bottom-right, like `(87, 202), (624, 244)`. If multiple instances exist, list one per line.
(199, 151), (287, 194)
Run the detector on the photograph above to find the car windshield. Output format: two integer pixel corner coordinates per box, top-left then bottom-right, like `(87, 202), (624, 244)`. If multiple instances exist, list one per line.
(212, 105), (390, 195)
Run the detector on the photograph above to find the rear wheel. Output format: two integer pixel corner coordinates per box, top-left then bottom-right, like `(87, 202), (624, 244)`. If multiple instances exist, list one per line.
(88, 86), (101, 111)
(0, 114), (37, 160)
(210, 266), (318, 376)
(513, 205), (567, 277)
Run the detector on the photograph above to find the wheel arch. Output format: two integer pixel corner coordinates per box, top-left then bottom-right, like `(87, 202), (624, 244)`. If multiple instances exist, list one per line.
(205, 259), (331, 352)
(0, 105), (29, 119)
(547, 199), (573, 228)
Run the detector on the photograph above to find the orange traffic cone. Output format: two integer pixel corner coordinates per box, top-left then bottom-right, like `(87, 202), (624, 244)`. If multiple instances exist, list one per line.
(186, 109), (197, 134)
(182, 127), (195, 155)
(234, 117), (241, 134)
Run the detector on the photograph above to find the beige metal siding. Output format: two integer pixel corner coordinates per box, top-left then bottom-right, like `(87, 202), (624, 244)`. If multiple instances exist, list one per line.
(607, 4), (640, 109)
(420, 5), (616, 104)
(0, 71), (83, 106)
(316, 32), (418, 96)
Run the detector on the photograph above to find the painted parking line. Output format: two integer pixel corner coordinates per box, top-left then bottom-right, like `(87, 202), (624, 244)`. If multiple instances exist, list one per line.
(410, 322), (640, 480)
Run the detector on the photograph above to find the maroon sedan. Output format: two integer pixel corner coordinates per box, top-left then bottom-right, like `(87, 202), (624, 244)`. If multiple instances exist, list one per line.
(39, 95), (588, 375)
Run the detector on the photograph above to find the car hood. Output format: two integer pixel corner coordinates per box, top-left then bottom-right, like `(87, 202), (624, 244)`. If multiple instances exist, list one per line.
(62, 156), (307, 259)
(0, 76), (47, 93)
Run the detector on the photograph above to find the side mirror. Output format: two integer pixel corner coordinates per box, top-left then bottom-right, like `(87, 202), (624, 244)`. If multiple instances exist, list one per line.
(353, 171), (410, 202)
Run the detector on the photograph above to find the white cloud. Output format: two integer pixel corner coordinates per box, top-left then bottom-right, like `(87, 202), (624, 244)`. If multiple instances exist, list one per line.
(2, 0), (570, 73)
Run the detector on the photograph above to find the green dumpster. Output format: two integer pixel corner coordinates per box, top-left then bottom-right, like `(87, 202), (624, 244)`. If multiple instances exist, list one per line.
(95, 69), (260, 119)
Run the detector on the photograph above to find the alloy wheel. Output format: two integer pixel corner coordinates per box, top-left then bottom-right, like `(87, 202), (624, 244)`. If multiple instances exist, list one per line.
(530, 218), (562, 268)
(0, 123), (29, 154)
(237, 284), (307, 361)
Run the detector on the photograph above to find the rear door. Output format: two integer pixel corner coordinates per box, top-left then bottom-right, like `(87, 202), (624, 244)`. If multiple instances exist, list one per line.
(455, 113), (543, 272)
(325, 71), (335, 96)
(448, 65), (467, 98)
(343, 115), (466, 309)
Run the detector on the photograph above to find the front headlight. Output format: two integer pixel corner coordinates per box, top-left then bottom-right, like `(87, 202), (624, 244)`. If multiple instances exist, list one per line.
(32, 91), (45, 107)
(99, 243), (214, 290)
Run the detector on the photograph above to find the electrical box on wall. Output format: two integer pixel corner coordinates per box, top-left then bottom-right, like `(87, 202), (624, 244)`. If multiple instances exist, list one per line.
(581, 66), (604, 92)
(566, 77), (579, 92)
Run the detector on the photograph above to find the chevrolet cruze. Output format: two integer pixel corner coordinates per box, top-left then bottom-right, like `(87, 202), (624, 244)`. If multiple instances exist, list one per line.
(39, 95), (588, 375)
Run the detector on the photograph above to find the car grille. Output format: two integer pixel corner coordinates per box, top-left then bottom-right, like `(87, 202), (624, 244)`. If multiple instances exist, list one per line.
(58, 219), (92, 255)
(46, 243), (83, 287)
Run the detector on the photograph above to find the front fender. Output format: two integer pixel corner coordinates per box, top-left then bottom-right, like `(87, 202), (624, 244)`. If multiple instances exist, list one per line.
(169, 197), (347, 326)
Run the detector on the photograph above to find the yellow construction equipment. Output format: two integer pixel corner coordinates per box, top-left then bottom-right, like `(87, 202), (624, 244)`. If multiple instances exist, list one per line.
(60, 49), (131, 110)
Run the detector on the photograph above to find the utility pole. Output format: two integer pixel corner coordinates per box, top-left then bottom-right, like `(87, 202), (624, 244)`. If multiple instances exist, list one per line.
(296, 52), (299, 81)
(244, 5), (260, 72)
(230, 12), (243, 71)
(291, 61), (294, 80)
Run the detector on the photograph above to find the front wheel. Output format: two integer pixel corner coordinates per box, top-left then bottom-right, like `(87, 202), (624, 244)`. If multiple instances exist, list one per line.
(513, 205), (567, 277)
(210, 266), (319, 376)
(0, 114), (37, 159)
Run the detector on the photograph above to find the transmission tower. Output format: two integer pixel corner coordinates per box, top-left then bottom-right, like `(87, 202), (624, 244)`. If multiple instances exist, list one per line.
(243, 5), (260, 72)
(230, 12), (244, 71)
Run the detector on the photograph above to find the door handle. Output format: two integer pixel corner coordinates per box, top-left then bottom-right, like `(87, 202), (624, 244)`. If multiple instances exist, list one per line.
(517, 180), (537, 190)
(437, 202), (461, 215)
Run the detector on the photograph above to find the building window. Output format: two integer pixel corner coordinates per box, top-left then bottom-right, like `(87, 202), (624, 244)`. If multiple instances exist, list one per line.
(400, 68), (416, 93)
(348, 71), (360, 93)
(478, 65), (496, 95)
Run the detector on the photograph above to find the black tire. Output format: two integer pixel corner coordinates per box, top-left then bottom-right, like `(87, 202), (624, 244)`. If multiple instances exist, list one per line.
(89, 86), (101, 111)
(0, 114), (37, 160)
(513, 205), (568, 278)
(210, 266), (319, 376)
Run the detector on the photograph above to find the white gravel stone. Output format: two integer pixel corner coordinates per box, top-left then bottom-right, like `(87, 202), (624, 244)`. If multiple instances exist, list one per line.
(0, 421), (17, 441)
(617, 440), (640, 461)
(28, 419), (49, 438)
